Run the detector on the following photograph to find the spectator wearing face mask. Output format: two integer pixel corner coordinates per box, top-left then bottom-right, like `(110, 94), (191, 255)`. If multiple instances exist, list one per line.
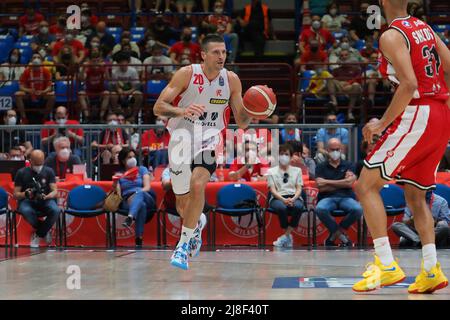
(229, 139), (269, 182)
(13, 150), (59, 248)
(55, 45), (77, 81)
(297, 38), (328, 72)
(349, 2), (381, 42)
(142, 44), (174, 81)
(315, 138), (362, 247)
(315, 112), (348, 164)
(0, 49), (25, 85)
(279, 113), (301, 144)
(149, 15), (178, 48)
(91, 112), (129, 164)
(113, 43), (143, 74)
(86, 22), (116, 56)
(112, 32), (141, 58)
(44, 136), (82, 181)
(267, 144), (305, 248)
(169, 27), (201, 64)
(359, 35), (378, 60)
(41, 106), (84, 156)
(15, 53), (55, 124)
(49, 15), (67, 41)
(30, 21), (56, 53)
(0, 110), (33, 154)
(321, 2), (350, 33)
(79, 8), (97, 39)
(19, 6), (45, 36)
(298, 15), (335, 55)
(328, 36), (364, 69)
(8, 146), (26, 162)
(115, 147), (157, 247)
(52, 29), (86, 64)
(141, 116), (170, 169)
(79, 47), (111, 122)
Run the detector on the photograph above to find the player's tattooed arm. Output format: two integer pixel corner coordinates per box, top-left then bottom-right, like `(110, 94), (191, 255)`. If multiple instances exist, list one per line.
(228, 71), (252, 129)
(154, 66), (205, 118)
(434, 34), (450, 108)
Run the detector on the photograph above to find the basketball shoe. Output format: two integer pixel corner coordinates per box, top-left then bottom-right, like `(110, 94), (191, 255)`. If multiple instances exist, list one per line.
(170, 242), (190, 270)
(189, 213), (207, 258)
(408, 262), (448, 294)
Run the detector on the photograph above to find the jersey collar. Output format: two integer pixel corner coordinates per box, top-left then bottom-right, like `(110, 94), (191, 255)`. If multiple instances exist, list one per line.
(389, 15), (411, 27)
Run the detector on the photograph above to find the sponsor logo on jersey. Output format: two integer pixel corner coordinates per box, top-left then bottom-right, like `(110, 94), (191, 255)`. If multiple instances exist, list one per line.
(387, 150), (395, 158)
(219, 76), (224, 86)
(402, 20), (412, 28)
(198, 86), (204, 94)
(170, 168), (183, 176)
(216, 89), (222, 97)
(209, 98), (228, 105)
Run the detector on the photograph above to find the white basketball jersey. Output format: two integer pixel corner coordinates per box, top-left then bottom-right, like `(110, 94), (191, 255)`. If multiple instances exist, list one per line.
(167, 64), (231, 153)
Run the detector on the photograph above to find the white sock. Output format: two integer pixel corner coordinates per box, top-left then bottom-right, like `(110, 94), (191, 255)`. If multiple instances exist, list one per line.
(178, 226), (195, 248)
(373, 237), (394, 266)
(422, 243), (437, 272)
(198, 213), (207, 230)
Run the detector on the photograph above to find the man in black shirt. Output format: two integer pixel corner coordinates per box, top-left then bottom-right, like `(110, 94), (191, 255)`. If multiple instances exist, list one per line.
(315, 138), (363, 246)
(0, 109), (32, 156)
(14, 149), (59, 248)
(349, 2), (380, 42)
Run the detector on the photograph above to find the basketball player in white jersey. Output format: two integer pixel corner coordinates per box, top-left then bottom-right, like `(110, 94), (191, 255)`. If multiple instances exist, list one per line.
(154, 34), (253, 270)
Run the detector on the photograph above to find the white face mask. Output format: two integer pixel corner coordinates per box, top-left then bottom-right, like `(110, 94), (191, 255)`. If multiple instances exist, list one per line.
(10, 55), (19, 63)
(56, 118), (67, 125)
(32, 165), (44, 174)
(279, 154), (291, 166)
(126, 157), (137, 168)
(32, 58), (41, 65)
(11, 156), (22, 161)
(7, 116), (17, 125)
(109, 120), (118, 126)
(330, 150), (341, 161)
(58, 148), (71, 161)
(330, 8), (338, 16)
(155, 120), (165, 126)
(39, 49), (47, 58)
(312, 21), (321, 30)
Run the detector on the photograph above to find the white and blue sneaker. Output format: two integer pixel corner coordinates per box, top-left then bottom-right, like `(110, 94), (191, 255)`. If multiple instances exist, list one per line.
(273, 234), (292, 248)
(170, 242), (190, 270)
(189, 213), (207, 258)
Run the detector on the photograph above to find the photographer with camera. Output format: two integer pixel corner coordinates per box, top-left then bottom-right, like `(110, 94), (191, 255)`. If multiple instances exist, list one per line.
(14, 150), (60, 248)
(41, 106), (84, 156)
(44, 136), (82, 181)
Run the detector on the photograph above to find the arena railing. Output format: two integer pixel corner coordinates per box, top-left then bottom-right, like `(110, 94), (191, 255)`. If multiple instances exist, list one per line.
(0, 123), (358, 179)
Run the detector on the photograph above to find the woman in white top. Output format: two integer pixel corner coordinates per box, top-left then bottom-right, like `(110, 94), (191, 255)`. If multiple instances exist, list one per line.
(267, 144), (305, 248)
(321, 2), (350, 33)
(0, 48), (25, 86)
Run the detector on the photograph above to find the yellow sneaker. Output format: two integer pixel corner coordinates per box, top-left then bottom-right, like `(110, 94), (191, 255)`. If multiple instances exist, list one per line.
(408, 262), (448, 294)
(353, 255), (406, 292)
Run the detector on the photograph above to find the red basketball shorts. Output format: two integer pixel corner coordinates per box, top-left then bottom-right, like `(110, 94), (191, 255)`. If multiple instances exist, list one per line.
(364, 99), (450, 190)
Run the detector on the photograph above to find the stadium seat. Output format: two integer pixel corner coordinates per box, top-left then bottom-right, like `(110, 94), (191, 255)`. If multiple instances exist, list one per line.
(0, 81), (19, 96)
(380, 184), (406, 216)
(435, 184), (450, 207)
(111, 33), (121, 45)
(63, 185), (110, 248)
(146, 80), (168, 102)
(55, 80), (78, 103)
(0, 34), (14, 47)
(212, 184), (263, 248)
(130, 27), (145, 35)
(299, 70), (316, 92)
(432, 24), (450, 33)
(18, 47), (32, 64)
(107, 27), (123, 35)
(18, 35), (34, 43)
(0, 187), (12, 248)
(131, 34), (143, 42)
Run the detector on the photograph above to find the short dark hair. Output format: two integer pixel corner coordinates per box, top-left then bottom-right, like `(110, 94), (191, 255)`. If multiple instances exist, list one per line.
(286, 140), (302, 153)
(201, 33), (225, 51)
(279, 144), (293, 156)
(115, 52), (130, 63)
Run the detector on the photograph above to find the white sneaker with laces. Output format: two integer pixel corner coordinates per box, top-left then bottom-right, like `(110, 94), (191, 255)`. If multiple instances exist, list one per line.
(30, 233), (40, 248)
(273, 235), (288, 247)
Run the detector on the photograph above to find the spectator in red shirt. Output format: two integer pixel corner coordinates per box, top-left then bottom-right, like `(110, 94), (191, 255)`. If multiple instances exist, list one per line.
(141, 116), (170, 168)
(298, 15), (335, 55)
(49, 15), (66, 41)
(359, 35), (379, 60)
(41, 106), (84, 157)
(15, 53), (55, 124)
(78, 47), (111, 123)
(202, 0), (239, 63)
(298, 38), (328, 72)
(229, 139), (270, 181)
(19, 6), (45, 36)
(52, 29), (86, 64)
(169, 27), (201, 65)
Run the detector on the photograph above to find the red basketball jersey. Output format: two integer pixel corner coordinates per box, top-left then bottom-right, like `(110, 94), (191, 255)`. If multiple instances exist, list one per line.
(379, 16), (450, 103)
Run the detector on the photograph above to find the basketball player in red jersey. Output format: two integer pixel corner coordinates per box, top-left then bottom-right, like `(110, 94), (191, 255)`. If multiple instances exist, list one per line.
(353, 0), (450, 293)
(154, 34), (254, 270)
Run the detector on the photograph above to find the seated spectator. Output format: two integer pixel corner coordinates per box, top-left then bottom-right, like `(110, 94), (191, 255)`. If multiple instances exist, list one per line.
(55, 45), (77, 80)
(315, 138), (362, 246)
(359, 35), (378, 60)
(229, 139), (269, 181)
(329, 49), (363, 120)
(49, 14), (66, 41)
(438, 142), (450, 172)
(79, 48), (111, 122)
(79, 7), (97, 40)
(149, 15), (179, 48)
(113, 43), (143, 73)
(142, 44), (175, 81)
(329, 36), (365, 69)
(116, 147), (157, 247)
(31, 21), (56, 52)
(321, 1), (350, 33)
(37, 45), (56, 77)
(15, 53), (55, 124)
(141, 116), (170, 169)
(19, 5), (45, 36)
(80, 3), (99, 26)
(315, 112), (348, 163)
(392, 191), (450, 248)
(0, 109), (33, 155)
(0, 49), (25, 85)
(52, 28), (86, 64)
(355, 133), (380, 176)
(13, 150), (59, 248)
(288, 140), (316, 180)
(112, 33), (141, 58)
(41, 106), (84, 156)
(267, 144), (305, 248)
(169, 27), (201, 65)
(110, 53), (143, 121)
(279, 113), (301, 144)
(304, 64), (334, 105)
(298, 15), (335, 55)
(44, 136), (82, 181)
(91, 112), (129, 164)
(203, 0), (239, 63)
(86, 21), (116, 56)
(349, 2), (380, 41)
(364, 52), (391, 110)
(298, 39), (328, 72)
(8, 145), (26, 161)
(244, 118), (272, 162)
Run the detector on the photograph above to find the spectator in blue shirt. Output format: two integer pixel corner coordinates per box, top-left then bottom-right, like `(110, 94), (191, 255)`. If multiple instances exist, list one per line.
(392, 191), (450, 248)
(315, 138), (362, 246)
(115, 147), (156, 247)
(315, 112), (348, 163)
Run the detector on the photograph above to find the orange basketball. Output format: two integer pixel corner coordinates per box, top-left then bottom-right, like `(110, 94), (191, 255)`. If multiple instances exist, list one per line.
(242, 85), (277, 119)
